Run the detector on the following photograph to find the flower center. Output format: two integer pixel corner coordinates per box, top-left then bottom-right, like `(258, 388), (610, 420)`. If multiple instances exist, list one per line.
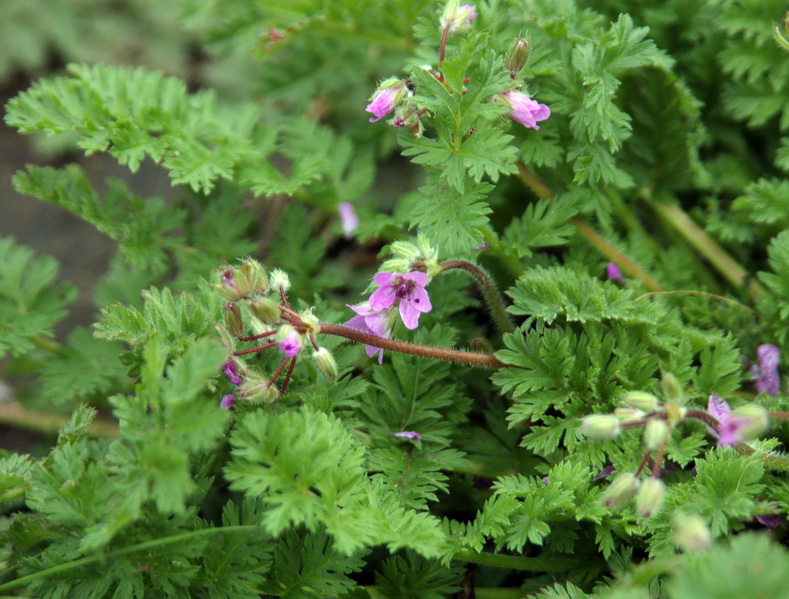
(393, 277), (415, 299)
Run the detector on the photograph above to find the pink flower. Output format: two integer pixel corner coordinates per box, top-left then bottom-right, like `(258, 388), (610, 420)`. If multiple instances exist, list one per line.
(366, 81), (404, 123)
(707, 393), (750, 446)
(441, 3), (477, 33)
(755, 344), (780, 395)
(279, 331), (301, 358)
(220, 394), (235, 409)
(369, 271), (432, 330)
(344, 303), (393, 364)
(607, 263), (624, 281)
(500, 90), (551, 130)
(338, 202), (359, 238)
(222, 361), (241, 385)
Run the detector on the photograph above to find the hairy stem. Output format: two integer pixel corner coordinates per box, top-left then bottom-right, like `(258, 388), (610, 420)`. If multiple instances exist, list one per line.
(652, 201), (766, 300)
(440, 260), (514, 334)
(319, 323), (504, 368)
(0, 525), (259, 592)
(479, 225), (524, 278)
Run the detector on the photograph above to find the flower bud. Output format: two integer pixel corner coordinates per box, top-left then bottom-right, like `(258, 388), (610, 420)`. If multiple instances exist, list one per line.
(730, 404), (769, 441)
(300, 309), (320, 334)
(278, 328), (302, 358)
(504, 37), (530, 75)
(240, 375), (279, 403)
(643, 419), (668, 451)
(673, 513), (712, 552)
(390, 240), (421, 261)
(614, 407), (645, 424)
(215, 267), (242, 301)
(312, 347), (338, 381)
(635, 478), (665, 518)
(600, 473), (640, 510)
(621, 391), (660, 411)
(581, 414), (621, 440)
(269, 269), (291, 294)
(440, 1), (477, 34)
(248, 297), (281, 324)
(661, 373), (684, 405)
(237, 258), (268, 297)
(224, 302), (244, 337)
(774, 13), (789, 52)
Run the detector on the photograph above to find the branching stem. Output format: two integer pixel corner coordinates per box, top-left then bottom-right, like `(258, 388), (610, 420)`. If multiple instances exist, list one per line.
(439, 260), (514, 334)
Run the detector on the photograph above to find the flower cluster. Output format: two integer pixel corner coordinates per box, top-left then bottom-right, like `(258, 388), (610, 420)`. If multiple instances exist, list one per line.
(364, 1), (550, 135)
(214, 260), (339, 408)
(344, 238), (437, 363)
(580, 371), (779, 517)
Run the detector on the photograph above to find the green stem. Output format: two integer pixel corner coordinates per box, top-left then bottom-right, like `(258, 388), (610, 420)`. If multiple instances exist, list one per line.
(479, 225), (524, 278)
(652, 202), (766, 300)
(454, 548), (588, 572)
(439, 260), (514, 334)
(0, 403), (119, 438)
(0, 526), (258, 592)
(319, 323), (504, 368)
(515, 162), (663, 292)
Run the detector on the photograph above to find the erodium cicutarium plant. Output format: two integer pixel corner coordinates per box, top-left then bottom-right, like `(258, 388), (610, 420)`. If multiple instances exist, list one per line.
(2, 1), (789, 598)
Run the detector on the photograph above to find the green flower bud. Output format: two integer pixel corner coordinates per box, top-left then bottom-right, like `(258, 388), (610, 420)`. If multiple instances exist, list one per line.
(673, 513), (712, 552)
(581, 414), (621, 440)
(600, 473), (640, 510)
(621, 391), (660, 411)
(635, 478), (665, 518)
(247, 297), (281, 324)
(240, 375), (279, 404)
(730, 404), (769, 441)
(301, 309), (320, 334)
(774, 13), (789, 52)
(238, 258), (268, 296)
(643, 419), (669, 451)
(390, 240), (421, 260)
(224, 302), (244, 337)
(313, 347), (338, 381)
(661, 373), (684, 405)
(614, 407), (645, 424)
(504, 37), (530, 74)
(380, 258), (413, 274)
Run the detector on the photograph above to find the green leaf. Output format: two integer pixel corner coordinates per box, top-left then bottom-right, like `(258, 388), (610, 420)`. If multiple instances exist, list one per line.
(0, 236), (76, 358)
(375, 552), (462, 599)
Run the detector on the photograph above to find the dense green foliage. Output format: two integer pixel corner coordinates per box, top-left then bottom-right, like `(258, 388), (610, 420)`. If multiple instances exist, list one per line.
(2, 0), (789, 597)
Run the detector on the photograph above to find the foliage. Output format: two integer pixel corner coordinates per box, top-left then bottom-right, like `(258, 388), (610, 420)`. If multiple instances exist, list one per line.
(2, 0), (789, 598)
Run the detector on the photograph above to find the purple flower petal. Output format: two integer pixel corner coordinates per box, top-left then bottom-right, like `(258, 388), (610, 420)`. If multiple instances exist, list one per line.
(500, 90), (551, 130)
(278, 331), (301, 358)
(366, 86), (398, 122)
(222, 361), (241, 386)
(708, 393), (731, 422)
(220, 394), (235, 409)
(391, 431), (423, 440)
(756, 514), (782, 530)
(756, 344), (780, 395)
(592, 465), (616, 481)
(606, 263), (624, 281)
(338, 203), (359, 238)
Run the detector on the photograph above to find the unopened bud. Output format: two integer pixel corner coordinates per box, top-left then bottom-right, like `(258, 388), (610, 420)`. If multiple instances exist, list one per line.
(440, 0), (477, 34)
(240, 375), (279, 404)
(643, 419), (669, 451)
(600, 473), (640, 510)
(504, 37), (530, 74)
(774, 13), (789, 52)
(614, 407), (645, 424)
(215, 267), (242, 301)
(390, 240), (421, 260)
(621, 391), (659, 411)
(224, 302), (244, 337)
(313, 347), (338, 381)
(269, 269), (291, 294)
(581, 414), (621, 440)
(730, 404), (769, 440)
(380, 258), (412, 274)
(661, 373), (684, 405)
(237, 258), (267, 296)
(248, 297), (280, 324)
(673, 513), (712, 552)
(635, 478), (665, 518)
(301, 309), (320, 334)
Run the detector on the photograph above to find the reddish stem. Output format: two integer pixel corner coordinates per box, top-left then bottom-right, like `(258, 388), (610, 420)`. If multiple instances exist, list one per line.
(280, 355), (298, 395)
(319, 323), (504, 368)
(238, 330), (277, 342)
(268, 356), (290, 388)
(634, 450), (652, 477)
(233, 341), (277, 356)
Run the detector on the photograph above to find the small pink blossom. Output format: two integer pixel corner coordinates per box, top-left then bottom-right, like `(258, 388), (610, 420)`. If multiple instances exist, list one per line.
(279, 331), (301, 358)
(500, 90), (551, 130)
(338, 203), (359, 238)
(344, 303), (393, 364)
(707, 393), (751, 446)
(606, 263), (624, 281)
(222, 361), (241, 385)
(220, 394), (235, 409)
(755, 344), (780, 395)
(391, 431), (423, 440)
(366, 81), (404, 123)
(369, 271), (432, 330)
